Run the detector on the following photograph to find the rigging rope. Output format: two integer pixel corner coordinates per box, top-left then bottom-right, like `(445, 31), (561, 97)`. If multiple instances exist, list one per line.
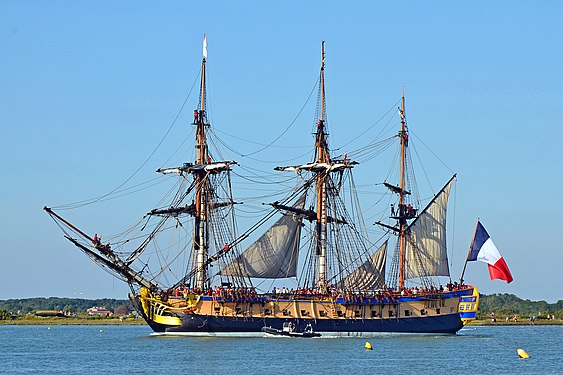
(240, 77), (319, 157)
(212, 127), (310, 149)
(410, 131), (455, 175)
(334, 98), (402, 152)
(51, 69), (202, 210)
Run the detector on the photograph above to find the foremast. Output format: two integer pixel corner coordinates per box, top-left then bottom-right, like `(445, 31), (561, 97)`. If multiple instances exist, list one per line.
(149, 35), (238, 291)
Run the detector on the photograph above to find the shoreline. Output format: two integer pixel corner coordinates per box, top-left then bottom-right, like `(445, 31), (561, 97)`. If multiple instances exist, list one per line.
(466, 319), (562, 326)
(2, 317), (561, 326)
(0, 318), (146, 326)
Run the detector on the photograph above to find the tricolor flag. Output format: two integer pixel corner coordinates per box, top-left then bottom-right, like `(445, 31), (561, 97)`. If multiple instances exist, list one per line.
(467, 221), (513, 283)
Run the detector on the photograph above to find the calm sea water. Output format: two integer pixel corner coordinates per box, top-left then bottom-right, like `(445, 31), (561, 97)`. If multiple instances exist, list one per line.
(0, 325), (561, 374)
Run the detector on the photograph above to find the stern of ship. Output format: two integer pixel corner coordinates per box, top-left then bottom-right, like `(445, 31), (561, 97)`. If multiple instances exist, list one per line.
(458, 286), (480, 325)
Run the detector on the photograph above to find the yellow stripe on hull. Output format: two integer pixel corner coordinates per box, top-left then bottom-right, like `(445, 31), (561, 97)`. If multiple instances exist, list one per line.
(152, 314), (182, 326)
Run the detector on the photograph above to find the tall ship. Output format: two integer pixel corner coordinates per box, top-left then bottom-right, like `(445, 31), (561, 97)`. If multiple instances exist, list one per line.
(45, 38), (479, 336)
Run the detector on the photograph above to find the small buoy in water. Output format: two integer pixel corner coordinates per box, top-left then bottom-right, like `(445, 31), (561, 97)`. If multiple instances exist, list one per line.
(365, 341), (373, 350)
(99, 329), (104, 333)
(517, 348), (530, 359)
(47, 327), (51, 330)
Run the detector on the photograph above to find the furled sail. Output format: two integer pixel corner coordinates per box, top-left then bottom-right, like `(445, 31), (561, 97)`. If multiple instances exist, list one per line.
(339, 240), (387, 290)
(220, 194), (305, 278)
(404, 176), (455, 279)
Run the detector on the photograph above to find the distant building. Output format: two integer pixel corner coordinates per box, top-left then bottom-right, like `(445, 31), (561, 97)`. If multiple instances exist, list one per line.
(86, 306), (113, 317)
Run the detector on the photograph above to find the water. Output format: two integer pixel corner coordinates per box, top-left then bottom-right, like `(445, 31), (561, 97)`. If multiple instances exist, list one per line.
(1, 325), (561, 374)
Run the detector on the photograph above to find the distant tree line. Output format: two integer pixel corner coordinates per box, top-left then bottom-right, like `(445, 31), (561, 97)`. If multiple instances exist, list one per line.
(0, 297), (134, 316)
(478, 293), (562, 319)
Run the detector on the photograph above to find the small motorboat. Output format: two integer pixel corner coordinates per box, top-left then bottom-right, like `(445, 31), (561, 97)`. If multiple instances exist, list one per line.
(262, 322), (321, 338)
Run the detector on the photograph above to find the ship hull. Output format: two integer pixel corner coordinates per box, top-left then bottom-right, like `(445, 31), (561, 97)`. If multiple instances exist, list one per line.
(157, 313), (463, 335)
(133, 288), (476, 336)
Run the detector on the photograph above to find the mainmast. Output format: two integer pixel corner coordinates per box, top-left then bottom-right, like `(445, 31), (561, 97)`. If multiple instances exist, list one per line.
(398, 88), (407, 290)
(195, 34), (209, 291)
(273, 41), (355, 292)
(316, 41), (329, 293)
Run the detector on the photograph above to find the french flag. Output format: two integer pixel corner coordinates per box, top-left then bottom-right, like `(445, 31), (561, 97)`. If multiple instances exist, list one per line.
(467, 221), (513, 283)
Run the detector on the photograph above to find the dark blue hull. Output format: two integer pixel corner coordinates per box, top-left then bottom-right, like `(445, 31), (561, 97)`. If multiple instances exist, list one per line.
(152, 313), (463, 335)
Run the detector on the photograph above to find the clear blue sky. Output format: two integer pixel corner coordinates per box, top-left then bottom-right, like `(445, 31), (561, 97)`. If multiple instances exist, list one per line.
(1, 1), (561, 302)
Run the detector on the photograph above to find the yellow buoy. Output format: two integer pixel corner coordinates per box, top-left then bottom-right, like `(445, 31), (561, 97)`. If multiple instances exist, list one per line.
(47, 327), (51, 330)
(99, 329), (104, 333)
(517, 348), (530, 359)
(365, 341), (373, 350)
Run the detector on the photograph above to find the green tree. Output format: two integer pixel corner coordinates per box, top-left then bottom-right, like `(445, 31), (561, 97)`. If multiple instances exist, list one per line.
(0, 308), (11, 320)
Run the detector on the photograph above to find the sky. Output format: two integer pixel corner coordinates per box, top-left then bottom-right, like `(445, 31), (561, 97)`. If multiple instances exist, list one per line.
(1, 1), (562, 303)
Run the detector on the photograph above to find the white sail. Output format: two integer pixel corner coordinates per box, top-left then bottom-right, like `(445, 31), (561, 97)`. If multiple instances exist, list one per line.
(220, 195), (305, 278)
(340, 240), (387, 290)
(404, 177), (454, 279)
